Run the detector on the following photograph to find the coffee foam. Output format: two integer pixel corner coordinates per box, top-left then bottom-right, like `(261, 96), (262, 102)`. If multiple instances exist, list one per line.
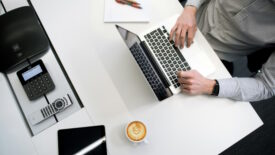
(126, 121), (147, 142)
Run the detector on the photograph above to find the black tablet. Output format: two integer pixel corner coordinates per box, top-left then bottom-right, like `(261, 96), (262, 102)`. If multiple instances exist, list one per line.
(58, 125), (107, 155)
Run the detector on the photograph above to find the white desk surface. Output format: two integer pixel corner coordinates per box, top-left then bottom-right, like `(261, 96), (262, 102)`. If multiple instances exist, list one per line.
(1, 0), (263, 155)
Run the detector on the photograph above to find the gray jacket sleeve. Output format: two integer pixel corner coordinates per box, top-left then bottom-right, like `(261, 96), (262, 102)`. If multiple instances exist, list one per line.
(217, 52), (275, 102)
(185, 0), (207, 8)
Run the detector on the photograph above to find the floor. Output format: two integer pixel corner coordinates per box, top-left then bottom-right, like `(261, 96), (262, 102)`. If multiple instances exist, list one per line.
(221, 59), (275, 155)
(221, 96), (275, 155)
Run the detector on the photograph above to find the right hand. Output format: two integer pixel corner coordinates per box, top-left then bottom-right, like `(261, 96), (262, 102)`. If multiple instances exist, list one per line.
(177, 70), (216, 95)
(169, 6), (197, 49)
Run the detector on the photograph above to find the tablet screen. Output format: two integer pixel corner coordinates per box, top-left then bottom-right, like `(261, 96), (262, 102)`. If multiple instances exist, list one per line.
(58, 125), (107, 155)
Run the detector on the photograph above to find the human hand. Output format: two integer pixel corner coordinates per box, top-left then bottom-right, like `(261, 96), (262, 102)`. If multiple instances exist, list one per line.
(169, 6), (197, 49)
(177, 70), (216, 95)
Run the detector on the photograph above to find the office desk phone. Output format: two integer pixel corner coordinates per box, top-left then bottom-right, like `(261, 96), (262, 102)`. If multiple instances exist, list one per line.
(17, 60), (55, 100)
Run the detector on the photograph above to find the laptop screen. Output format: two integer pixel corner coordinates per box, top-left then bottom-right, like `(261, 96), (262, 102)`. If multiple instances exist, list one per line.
(116, 25), (141, 48)
(116, 24), (172, 101)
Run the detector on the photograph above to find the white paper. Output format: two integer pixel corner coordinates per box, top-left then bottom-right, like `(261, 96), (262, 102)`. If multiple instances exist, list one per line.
(104, 0), (150, 22)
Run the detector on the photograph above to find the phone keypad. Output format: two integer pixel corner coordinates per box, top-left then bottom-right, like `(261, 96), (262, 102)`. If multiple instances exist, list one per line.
(24, 73), (55, 100)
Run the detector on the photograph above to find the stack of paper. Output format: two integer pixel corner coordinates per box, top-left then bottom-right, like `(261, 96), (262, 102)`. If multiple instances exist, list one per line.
(104, 0), (150, 22)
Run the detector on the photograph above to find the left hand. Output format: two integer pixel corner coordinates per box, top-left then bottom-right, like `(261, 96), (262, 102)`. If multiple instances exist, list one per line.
(169, 6), (197, 49)
(177, 70), (216, 95)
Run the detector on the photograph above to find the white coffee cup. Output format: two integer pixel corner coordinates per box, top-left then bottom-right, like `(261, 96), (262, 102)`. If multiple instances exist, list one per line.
(125, 120), (148, 144)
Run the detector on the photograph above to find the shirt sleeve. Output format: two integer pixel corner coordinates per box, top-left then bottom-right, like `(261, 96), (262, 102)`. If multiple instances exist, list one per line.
(217, 52), (275, 102)
(185, 0), (207, 9)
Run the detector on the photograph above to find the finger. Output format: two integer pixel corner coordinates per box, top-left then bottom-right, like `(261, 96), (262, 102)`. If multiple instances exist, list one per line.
(181, 85), (196, 95)
(177, 71), (194, 78)
(174, 26), (182, 47)
(187, 27), (195, 48)
(181, 80), (193, 89)
(180, 83), (192, 94)
(169, 24), (178, 41)
(178, 78), (193, 85)
(178, 77), (185, 84)
(180, 27), (188, 49)
(177, 71), (185, 78)
(182, 87), (191, 94)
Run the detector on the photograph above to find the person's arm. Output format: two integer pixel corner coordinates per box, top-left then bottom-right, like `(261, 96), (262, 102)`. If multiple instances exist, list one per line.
(169, 0), (207, 48)
(177, 52), (275, 102)
(218, 52), (275, 101)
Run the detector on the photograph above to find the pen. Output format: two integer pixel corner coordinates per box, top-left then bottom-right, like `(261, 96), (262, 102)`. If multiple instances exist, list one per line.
(123, 0), (140, 6)
(115, 0), (142, 9)
(128, 3), (142, 9)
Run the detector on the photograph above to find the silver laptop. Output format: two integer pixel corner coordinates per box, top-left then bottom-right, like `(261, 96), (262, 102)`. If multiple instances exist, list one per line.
(116, 15), (215, 101)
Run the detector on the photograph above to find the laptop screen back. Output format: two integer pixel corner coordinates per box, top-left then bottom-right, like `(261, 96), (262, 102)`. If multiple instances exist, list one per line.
(115, 25), (141, 48)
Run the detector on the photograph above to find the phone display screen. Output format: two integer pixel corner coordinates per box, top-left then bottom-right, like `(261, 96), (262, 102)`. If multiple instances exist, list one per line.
(22, 65), (43, 81)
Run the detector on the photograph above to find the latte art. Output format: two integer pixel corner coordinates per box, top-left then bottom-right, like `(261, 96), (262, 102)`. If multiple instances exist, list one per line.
(126, 121), (147, 142)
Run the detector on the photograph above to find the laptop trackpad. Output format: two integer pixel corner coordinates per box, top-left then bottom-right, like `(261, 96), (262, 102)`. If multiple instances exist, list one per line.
(180, 42), (215, 77)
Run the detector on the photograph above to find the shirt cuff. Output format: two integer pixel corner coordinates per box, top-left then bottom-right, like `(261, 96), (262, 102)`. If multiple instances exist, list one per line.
(185, 0), (204, 9)
(217, 78), (240, 98)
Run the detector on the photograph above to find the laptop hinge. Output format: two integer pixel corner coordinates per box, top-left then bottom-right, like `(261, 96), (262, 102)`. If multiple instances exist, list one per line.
(140, 41), (170, 88)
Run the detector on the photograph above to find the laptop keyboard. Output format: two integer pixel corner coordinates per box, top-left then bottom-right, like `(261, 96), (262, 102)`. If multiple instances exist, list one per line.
(130, 42), (169, 100)
(144, 26), (191, 88)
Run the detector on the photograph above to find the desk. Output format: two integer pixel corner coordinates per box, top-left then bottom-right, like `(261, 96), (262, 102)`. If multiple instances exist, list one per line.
(0, 0), (263, 155)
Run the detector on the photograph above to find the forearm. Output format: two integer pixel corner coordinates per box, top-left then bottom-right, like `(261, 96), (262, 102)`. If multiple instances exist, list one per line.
(218, 77), (274, 102)
(218, 52), (275, 101)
